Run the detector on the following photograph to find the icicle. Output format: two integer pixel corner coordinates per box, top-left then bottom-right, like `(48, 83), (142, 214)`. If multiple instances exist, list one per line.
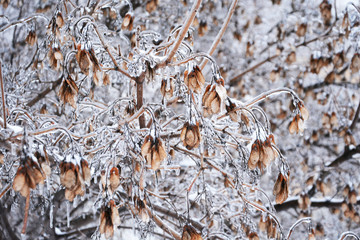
(50, 203), (54, 228)
(160, 169), (165, 180)
(175, 168), (180, 176)
(139, 188), (144, 201)
(66, 201), (70, 228)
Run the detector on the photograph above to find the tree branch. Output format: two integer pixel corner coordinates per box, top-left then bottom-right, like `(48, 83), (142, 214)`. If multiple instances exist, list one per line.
(200, 0), (238, 70)
(165, 0), (202, 63)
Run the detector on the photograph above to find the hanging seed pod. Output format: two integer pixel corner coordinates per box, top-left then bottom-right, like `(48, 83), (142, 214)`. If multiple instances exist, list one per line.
(298, 193), (311, 210)
(184, 65), (205, 94)
(2, 0), (9, 9)
(76, 46), (90, 75)
(343, 185), (350, 197)
(56, 12), (64, 28)
(298, 102), (309, 121)
(273, 173), (289, 204)
(13, 166), (29, 197)
(198, 20), (208, 37)
(160, 78), (174, 98)
(110, 200), (121, 227)
(296, 23), (307, 37)
(60, 162), (77, 190)
(134, 197), (149, 223)
(333, 51), (344, 68)
(103, 73), (110, 86)
(225, 99), (238, 122)
(248, 140), (261, 170)
(121, 13), (134, 31)
(58, 76), (79, 108)
(349, 190), (357, 204)
(350, 53), (360, 73)
(248, 232), (259, 240)
(319, 0), (332, 26)
(202, 83), (226, 117)
(109, 167), (120, 193)
(308, 229), (316, 240)
(330, 112), (338, 128)
(246, 41), (254, 57)
(259, 216), (267, 232)
(141, 135), (167, 171)
(146, 0), (159, 13)
(285, 51), (296, 65)
(289, 114), (304, 134)
(26, 30), (37, 46)
(99, 204), (115, 239)
(180, 122), (201, 150)
(48, 46), (62, 70)
(80, 159), (91, 185)
(266, 217), (277, 238)
(262, 137), (276, 167)
(181, 225), (203, 240)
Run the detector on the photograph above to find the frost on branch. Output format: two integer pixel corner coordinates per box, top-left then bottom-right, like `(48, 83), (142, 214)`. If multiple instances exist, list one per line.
(0, 0), (359, 239)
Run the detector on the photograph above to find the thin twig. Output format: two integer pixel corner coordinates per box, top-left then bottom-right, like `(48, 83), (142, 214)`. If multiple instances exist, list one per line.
(200, 0), (238, 70)
(0, 183), (11, 199)
(350, 99), (360, 131)
(146, 207), (182, 240)
(165, 0), (202, 63)
(0, 64), (6, 129)
(22, 193), (31, 234)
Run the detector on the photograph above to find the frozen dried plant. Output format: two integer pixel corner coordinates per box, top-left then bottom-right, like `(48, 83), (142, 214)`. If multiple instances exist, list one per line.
(0, 0), (360, 240)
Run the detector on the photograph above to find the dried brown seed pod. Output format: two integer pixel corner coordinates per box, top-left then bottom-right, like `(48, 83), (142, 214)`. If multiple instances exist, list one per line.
(109, 167), (120, 193)
(80, 159), (91, 185)
(134, 197), (149, 223)
(180, 122), (201, 150)
(184, 65), (205, 94)
(319, 0), (332, 26)
(13, 166), (29, 197)
(266, 217), (277, 238)
(160, 78), (174, 98)
(273, 173), (289, 204)
(225, 99), (238, 122)
(56, 12), (64, 28)
(298, 102), (309, 121)
(141, 135), (167, 171)
(99, 204), (115, 239)
(349, 190), (357, 204)
(298, 193), (311, 210)
(350, 53), (360, 73)
(202, 83), (226, 117)
(248, 232), (259, 240)
(60, 162), (77, 190)
(261, 137), (276, 168)
(146, 0), (159, 13)
(259, 216), (267, 232)
(58, 76), (79, 108)
(285, 51), (296, 65)
(248, 140), (260, 170)
(181, 225), (202, 240)
(289, 114), (304, 134)
(26, 30), (37, 46)
(296, 23), (307, 37)
(48, 46), (63, 70)
(110, 200), (121, 226)
(121, 13), (134, 31)
(76, 46), (90, 76)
